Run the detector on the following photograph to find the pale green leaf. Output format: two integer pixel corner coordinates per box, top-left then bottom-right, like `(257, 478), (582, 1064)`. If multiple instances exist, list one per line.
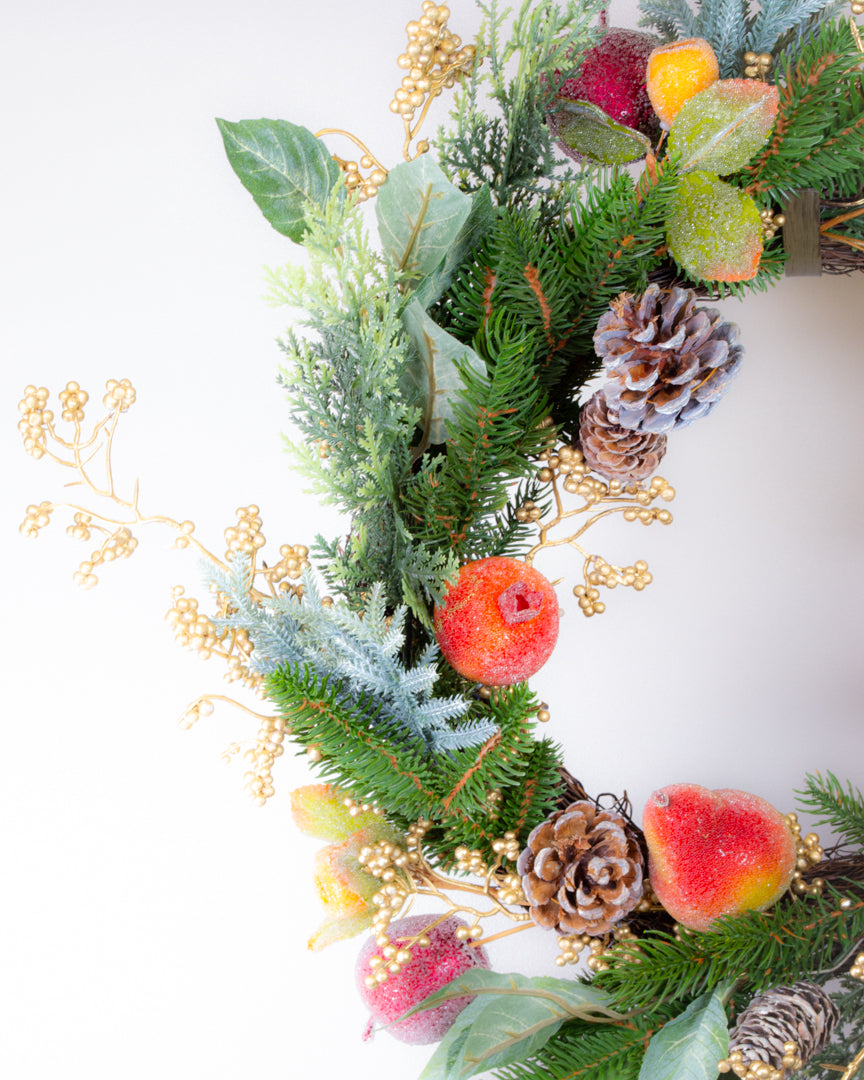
(417, 998), (487, 1080)
(413, 185), (497, 309)
(638, 988), (730, 1080)
(410, 971), (624, 1080)
(216, 118), (340, 242)
(668, 81), (779, 174)
(402, 298), (486, 445)
(376, 155), (472, 280)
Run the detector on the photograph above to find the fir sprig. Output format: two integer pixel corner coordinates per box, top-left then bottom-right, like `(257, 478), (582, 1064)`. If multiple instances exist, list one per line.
(796, 772), (864, 850)
(744, 19), (864, 201)
(593, 887), (864, 1011)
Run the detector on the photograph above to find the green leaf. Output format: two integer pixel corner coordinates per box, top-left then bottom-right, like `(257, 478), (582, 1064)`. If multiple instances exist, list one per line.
(216, 118), (340, 242)
(409, 970), (625, 1080)
(417, 998), (487, 1080)
(402, 298), (486, 445)
(547, 99), (652, 165)
(638, 988), (730, 1080)
(668, 80), (779, 174)
(376, 155), (473, 281)
(413, 185), (497, 310)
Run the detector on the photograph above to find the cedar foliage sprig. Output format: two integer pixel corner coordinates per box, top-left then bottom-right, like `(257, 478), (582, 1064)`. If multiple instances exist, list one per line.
(435, 0), (605, 209)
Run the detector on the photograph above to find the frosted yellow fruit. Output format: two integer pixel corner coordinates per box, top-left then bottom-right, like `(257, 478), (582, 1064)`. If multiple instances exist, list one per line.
(646, 38), (720, 128)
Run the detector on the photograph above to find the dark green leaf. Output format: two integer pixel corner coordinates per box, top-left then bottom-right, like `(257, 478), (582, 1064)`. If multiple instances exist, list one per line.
(216, 117), (340, 242)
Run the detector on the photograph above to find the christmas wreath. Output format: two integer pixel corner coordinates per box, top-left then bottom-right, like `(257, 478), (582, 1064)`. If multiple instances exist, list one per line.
(16, 1), (864, 1078)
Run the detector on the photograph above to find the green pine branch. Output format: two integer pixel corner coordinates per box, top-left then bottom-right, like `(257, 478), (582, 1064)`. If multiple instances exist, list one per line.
(796, 772), (864, 849)
(744, 18), (864, 200)
(592, 886), (864, 1010)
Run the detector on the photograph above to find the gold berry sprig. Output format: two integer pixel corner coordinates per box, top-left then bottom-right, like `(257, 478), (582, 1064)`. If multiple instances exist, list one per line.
(18, 378), (310, 805)
(358, 820), (531, 985)
(522, 441), (675, 617)
(316, 2), (477, 200)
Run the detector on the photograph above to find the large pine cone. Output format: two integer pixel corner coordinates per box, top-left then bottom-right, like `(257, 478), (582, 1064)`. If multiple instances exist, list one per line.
(579, 389), (667, 482)
(517, 801), (644, 935)
(594, 284), (743, 434)
(724, 981), (840, 1076)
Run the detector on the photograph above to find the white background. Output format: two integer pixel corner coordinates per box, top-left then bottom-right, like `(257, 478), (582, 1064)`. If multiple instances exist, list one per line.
(2, 1), (862, 1077)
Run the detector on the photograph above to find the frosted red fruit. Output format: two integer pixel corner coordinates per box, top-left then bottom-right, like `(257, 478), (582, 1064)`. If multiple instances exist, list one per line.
(356, 915), (490, 1045)
(642, 783), (797, 931)
(558, 28), (661, 139)
(433, 557), (560, 685)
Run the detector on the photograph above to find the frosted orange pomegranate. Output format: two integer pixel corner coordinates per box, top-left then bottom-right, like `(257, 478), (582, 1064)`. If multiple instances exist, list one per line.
(434, 557), (559, 685)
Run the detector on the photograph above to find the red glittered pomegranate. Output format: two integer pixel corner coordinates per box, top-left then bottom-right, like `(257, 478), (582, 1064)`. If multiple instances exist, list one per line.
(559, 27), (660, 138)
(549, 28), (661, 165)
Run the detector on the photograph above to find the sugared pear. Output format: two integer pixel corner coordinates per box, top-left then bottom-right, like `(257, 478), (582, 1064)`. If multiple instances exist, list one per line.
(642, 783), (797, 931)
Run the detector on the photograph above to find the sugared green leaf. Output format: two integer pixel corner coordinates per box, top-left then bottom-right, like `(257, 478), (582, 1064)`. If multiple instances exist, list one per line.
(216, 118), (340, 242)
(668, 80), (779, 174)
(667, 172), (763, 281)
(548, 98), (652, 165)
(402, 298), (486, 445)
(376, 155), (473, 281)
(638, 988), (730, 1080)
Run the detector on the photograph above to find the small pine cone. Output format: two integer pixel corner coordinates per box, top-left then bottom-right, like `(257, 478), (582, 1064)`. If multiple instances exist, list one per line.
(728, 982), (840, 1075)
(579, 389), (667, 482)
(594, 284), (743, 434)
(517, 800), (644, 935)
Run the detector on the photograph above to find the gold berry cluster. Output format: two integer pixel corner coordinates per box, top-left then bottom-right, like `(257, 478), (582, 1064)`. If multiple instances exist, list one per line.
(18, 385), (54, 458)
(525, 442), (675, 617)
(73, 526), (139, 589)
(785, 813), (825, 897)
(743, 50), (773, 78)
(760, 206), (786, 241)
(719, 1043), (802, 1080)
(392, 2), (477, 157)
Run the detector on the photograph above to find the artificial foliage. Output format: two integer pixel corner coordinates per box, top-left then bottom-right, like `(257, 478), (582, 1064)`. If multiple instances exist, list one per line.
(16, 1), (864, 1079)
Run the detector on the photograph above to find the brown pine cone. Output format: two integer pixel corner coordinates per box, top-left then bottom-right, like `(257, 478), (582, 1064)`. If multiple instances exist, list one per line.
(517, 800), (644, 936)
(594, 284), (743, 433)
(579, 389), (667, 482)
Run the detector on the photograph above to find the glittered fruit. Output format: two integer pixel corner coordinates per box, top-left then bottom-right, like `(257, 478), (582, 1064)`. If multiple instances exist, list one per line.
(667, 171), (763, 282)
(559, 28), (661, 138)
(669, 79), (779, 174)
(434, 557), (560, 685)
(356, 915), (490, 1044)
(642, 783), (797, 931)
(646, 38), (719, 128)
(551, 27), (660, 163)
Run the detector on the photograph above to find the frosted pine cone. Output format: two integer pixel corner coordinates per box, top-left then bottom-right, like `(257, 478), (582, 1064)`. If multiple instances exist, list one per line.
(579, 389), (667, 482)
(721, 981), (840, 1079)
(594, 284), (743, 433)
(517, 800), (644, 935)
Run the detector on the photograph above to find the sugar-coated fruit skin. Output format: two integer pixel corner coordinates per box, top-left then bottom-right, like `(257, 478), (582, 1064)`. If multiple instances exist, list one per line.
(356, 915), (490, 1044)
(642, 783), (797, 931)
(667, 172), (763, 282)
(646, 38), (719, 128)
(558, 28), (660, 138)
(434, 557), (560, 685)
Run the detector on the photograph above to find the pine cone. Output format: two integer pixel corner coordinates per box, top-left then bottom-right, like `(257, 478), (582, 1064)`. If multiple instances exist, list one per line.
(594, 284), (743, 434)
(723, 982), (840, 1078)
(517, 800), (644, 935)
(579, 389), (667, 482)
